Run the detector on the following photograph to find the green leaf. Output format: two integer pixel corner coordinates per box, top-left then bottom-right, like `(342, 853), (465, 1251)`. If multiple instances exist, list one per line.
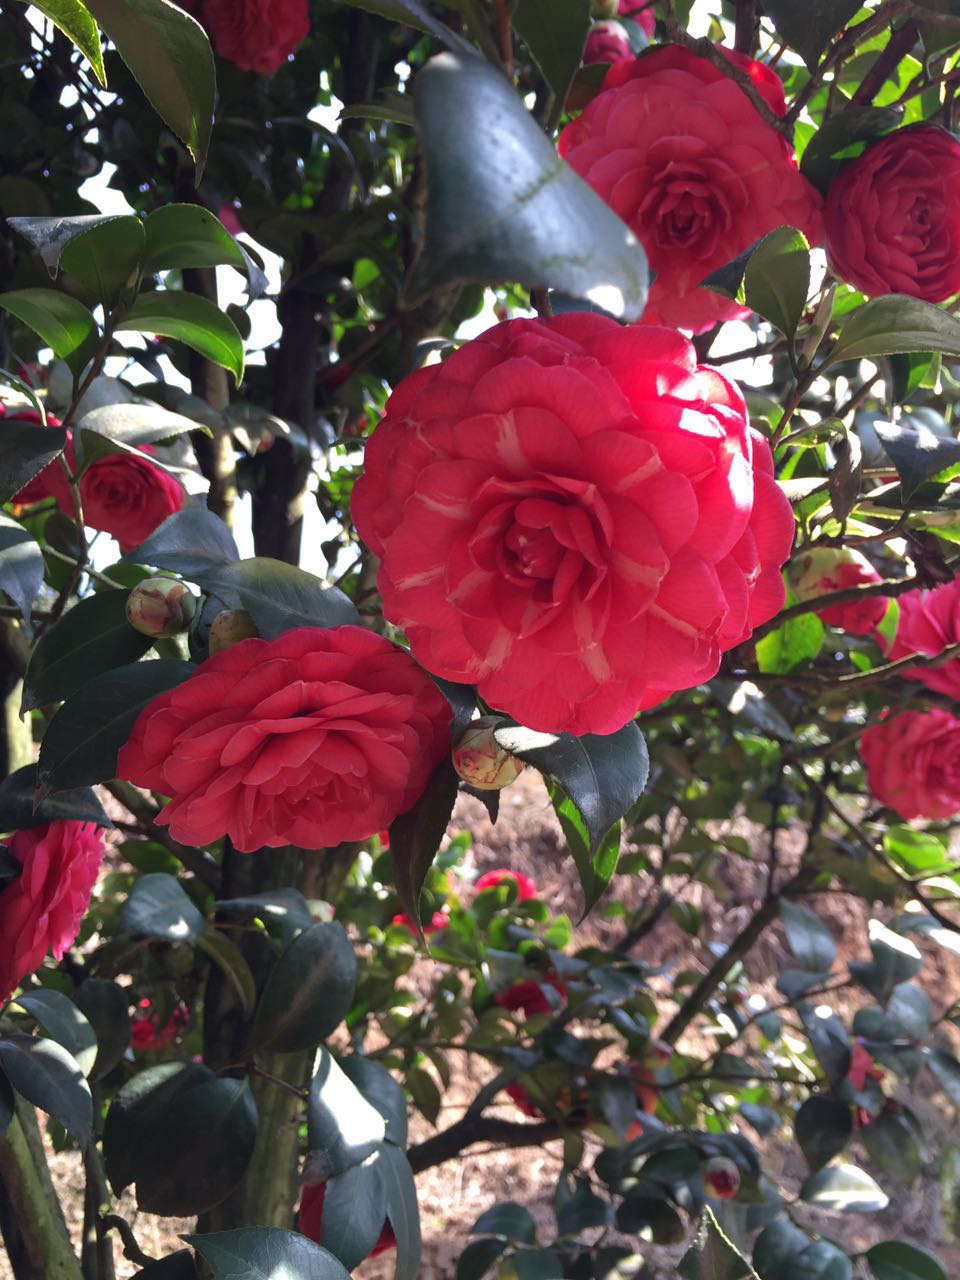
(795, 1096), (853, 1172)
(860, 1109), (922, 1183)
(797, 1002), (850, 1086)
(77, 402), (207, 450)
(332, 0), (466, 45)
(678, 1207), (759, 1280)
(513, 0), (590, 106)
(6, 213), (134, 274)
(0, 415), (68, 504)
(123, 507), (240, 578)
(320, 1156), (389, 1271)
(0, 1034), (92, 1141)
(131, 1252), (197, 1279)
(887, 983), (931, 1039)
(389, 758), (459, 933)
(340, 1056), (408, 1147)
(213, 890), (314, 947)
(15, 0), (106, 84)
(799, 1163), (889, 1213)
(867, 1242), (949, 1280)
(116, 292), (244, 384)
(23, 589), (152, 710)
(0, 764), (110, 831)
(141, 204), (266, 299)
(122, 873), (206, 942)
(184, 1228), (351, 1280)
(73, 979), (131, 1082)
(59, 216), (145, 306)
(12, 989), (97, 1078)
(513, 1251), (565, 1279)
(457, 1239), (507, 1280)
(755, 613), (824, 674)
(0, 1069), (14, 1138)
(781, 900), (837, 973)
(0, 288), (97, 362)
(307, 1050), (386, 1179)
(762, 0), (862, 67)
(194, 557), (359, 637)
(552, 790), (621, 917)
(828, 295), (960, 368)
(883, 827), (953, 878)
(406, 51), (649, 319)
(0, 514), (44, 625)
(800, 105), (904, 195)
(38, 658), (195, 793)
(195, 930), (256, 1015)
(870, 415), (960, 499)
(925, 1048), (960, 1109)
(704, 227), (811, 341)
(849, 921), (923, 1003)
(407, 1064), (441, 1124)
(493, 721), (648, 855)
(83, 0), (215, 178)
(104, 1062), (257, 1214)
(752, 1216), (816, 1275)
(471, 1202), (538, 1244)
(251, 922), (357, 1054)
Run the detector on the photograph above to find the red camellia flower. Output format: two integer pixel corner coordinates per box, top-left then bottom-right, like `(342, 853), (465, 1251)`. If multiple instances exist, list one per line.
(495, 977), (566, 1017)
(558, 45), (824, 331)
(0, 823), (105, 1004)
(299, 1182), (396, 1258)
(79, 448), (185, 553)
(475, 868), (537, 900)
(117, 626), (452, 853)
(130, 998), (189, 1051)
(391, 906), (449, 936)
(825, 126), (960, 303)
(787, 547), (886, 636)
(202, 0), (309, 75)
(860, 708), (960, 820)
(584, 20), (633, 65)
(883, 577), (960, 699)
(352, 315), (794, 734)
(848, 1039), (885, 1092)
(505, 1081), (543, 1118)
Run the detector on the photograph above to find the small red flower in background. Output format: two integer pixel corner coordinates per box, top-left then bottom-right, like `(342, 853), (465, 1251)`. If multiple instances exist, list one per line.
(475, 868), (537, 900)
(201, 0), (309, 75)
(848, 1039), (885, 1092)
(130, 998), (190, 1051)
(298, 1182), (396, 1258)
(391, 906), (449, 936)
(504, 1081), (543, 1118)
(495, 977), (566, 1017)
(0, 823), (105, 1005)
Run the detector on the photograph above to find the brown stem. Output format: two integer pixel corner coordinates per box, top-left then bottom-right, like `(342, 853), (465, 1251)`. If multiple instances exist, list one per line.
(734, 0), (756, 56)
(407, 1115), (562, 1174)
(182, 266), (236, 526)
(749, 571), (926, 643)
(851, 19), (918, 105)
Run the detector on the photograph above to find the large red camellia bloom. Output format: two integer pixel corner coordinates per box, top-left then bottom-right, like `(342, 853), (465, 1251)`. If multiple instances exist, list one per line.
(352, 315), (794, 735)
(558, 45), (824, 332)
(825, 126), (960, 303)
(117, 626), (452, 853)
(202, 0), (309, 75)
(883, 577), (960, 700)
(861, 709), (960, 820)
(0, 822), (105, 1005)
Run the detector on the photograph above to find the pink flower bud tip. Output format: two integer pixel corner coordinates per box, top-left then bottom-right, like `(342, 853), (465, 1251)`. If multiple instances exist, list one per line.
(452, 717), (525, 791)
(125, 578), (197, 637)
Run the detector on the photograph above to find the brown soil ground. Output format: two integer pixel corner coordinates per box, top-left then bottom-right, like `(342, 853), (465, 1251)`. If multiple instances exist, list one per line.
(5, 770), (960, 1278)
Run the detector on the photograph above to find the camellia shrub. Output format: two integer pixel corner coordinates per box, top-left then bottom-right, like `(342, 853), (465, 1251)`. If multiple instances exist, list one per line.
(6, 2), (960, 1279)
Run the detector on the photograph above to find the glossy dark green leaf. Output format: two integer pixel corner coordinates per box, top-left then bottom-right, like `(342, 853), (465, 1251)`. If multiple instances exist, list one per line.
(781, 900), (837, 973)
(6, 215), (122, 273)
(0, 514), (44, 624)
(378, 1142), (422, 1280)
(141, 204), (266, 299)
(752, 1216), (812, 1275)
(131, 1250), (198, 1279)
(84, 0), (214, 178)
(704, 227), (810, 341)
(14, 0), (106, 84)
(925, 1048), (960, 1109)
(678, 1207), (759, 1280)
(513, 1250), (565, 1279)
(799, 1163), (888, 1213)
(341, 1055), (409, 1147)
(795, 1096), (853, 1172)
(77, 402), (205, 451)
(797, 1002), (850, 1086)
(0, 764), (111, 832)
(513, 0), (590, 104)
(194, 557), (359, 637)
(860, 1109), (922, 1183)
(38, 658), (195, 793)
(457, 1239), (507, 1280)
(0, 1068), (14, 1138)
(406, 51), (648, 319)
(407, 1064), (441, 1124)
(184, 1228), (351, 1280)
(104, 1062), (257, 1214)
(73, 979), (131, 1082)
(0, 288), (98, 361)
(195, 931), (256, 1015)
(762, 0), (862, 67)
(116, 292), (244, 383)
(123, 507), (240, 578)
(59, 216), (144, 306)
(828, 296), (960, 368)
(870, 416), (960, 499)
(214, 889), (314, 946)
(800, 106), (903, 194)
(0, 1034), (92, 1142)
(12, 989), (97, 1078)
(251, 922), (357, 1054)
(307, 1050), (385, 1180)
(332, 0), (467, 44)
(755, 613), (824, 674)
(866, 1241), (949, 1280)
(23, 589), (151, 710)
(850, 922), (923, 1003)
(389, 758), (459, 933)
(494, 721), (648, 855)
(121, 873), (206, 942)
(0, 416), (68, 504)
(321, 1156), (389, 1271)
(471, 1201), (538, 1244)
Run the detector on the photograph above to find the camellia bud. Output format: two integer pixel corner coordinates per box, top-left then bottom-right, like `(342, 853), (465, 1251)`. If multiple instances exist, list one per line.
(452, 716), (525, 792)
(701, 1156), (741, 1200)
(125, 577), (197, 638)
(786, 546), (885, 637)
(591, 0), (619, 18)
(208, 608), (260, 654)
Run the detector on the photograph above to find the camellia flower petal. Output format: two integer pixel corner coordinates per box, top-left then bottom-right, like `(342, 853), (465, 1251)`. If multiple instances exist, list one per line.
(861, 708), (960, 821)
(201, 0), (309, 75)
(495, 977), (566, 1016)
(882, 577), (960, 700)
(584, 20), (633, 65)
(352, 314), (795, 734)
(475, 868), (538, 900)
(117, 626), (452, 853)
(558, 45), (824, 331)
(0, 822), (105, 1005)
